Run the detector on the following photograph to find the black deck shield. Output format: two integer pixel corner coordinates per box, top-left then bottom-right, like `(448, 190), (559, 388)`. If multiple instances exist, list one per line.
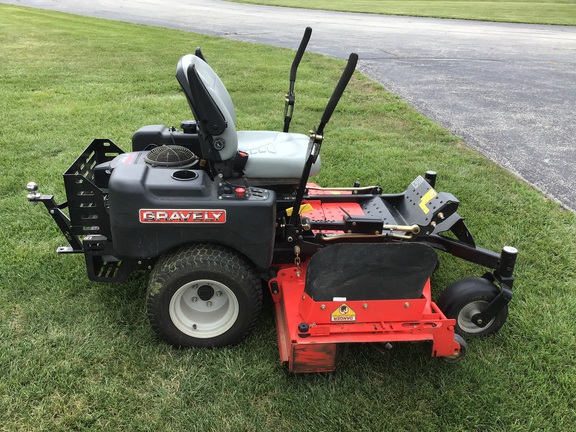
(305, 242), (437, 301)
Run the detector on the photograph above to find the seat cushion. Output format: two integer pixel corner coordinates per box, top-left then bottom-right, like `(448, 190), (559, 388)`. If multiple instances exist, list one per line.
(237, 131), (321, 181)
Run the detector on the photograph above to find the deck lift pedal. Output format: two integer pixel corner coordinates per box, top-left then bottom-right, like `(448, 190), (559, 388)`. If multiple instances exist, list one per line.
(27, 28), (517, 373)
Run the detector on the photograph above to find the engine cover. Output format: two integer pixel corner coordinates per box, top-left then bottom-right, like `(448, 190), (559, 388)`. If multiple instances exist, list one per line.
(107, 151), (276, 269)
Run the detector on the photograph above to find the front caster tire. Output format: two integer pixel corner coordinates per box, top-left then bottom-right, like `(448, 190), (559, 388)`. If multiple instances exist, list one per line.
(146, 243), (262, 348)
(443, 334), (467, 364)
(437, 277), (508, 338)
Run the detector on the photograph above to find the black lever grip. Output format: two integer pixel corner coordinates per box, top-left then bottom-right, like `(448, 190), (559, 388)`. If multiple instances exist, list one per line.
(290, 27), (312, 82)
(319, 53), (358, 134)
(194, 47), (207, 63)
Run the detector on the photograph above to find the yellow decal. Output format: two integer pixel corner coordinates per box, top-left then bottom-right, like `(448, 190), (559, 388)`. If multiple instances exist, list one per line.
(286, 203), (314, 216)
(419, 189), (438, 214)
(331, 303), (356, 322)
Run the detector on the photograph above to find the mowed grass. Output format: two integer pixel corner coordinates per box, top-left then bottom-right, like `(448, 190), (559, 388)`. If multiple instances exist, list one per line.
(1, 5), (576, 431)
(230, 0), (576, 25)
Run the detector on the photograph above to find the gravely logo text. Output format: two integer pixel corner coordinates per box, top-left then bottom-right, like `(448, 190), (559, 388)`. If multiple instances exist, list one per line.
(139, 209), (226, 224)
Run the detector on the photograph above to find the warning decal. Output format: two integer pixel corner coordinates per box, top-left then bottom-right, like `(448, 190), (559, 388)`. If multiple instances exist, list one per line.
(331, 303), (356, 322)
(419, 189), (438, 215)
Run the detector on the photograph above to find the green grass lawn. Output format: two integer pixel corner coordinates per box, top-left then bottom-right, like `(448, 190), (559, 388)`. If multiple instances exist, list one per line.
(1, 4), (576, 431)
(230, 0), (576, 25)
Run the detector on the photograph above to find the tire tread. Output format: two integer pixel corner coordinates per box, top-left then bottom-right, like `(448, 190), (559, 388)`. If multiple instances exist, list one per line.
(146, 243), (262, 348)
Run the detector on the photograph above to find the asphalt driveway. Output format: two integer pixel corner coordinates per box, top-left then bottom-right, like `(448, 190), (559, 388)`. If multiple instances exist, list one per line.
(3, 0), (576, 210)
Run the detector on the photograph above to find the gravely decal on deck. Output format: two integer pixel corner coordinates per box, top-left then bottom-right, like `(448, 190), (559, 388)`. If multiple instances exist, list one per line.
(139, 209), (227, 224)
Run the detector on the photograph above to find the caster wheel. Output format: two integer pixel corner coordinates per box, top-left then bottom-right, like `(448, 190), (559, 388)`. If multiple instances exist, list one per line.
(443, 334), (467, 364)
(437, 277), (508, 338)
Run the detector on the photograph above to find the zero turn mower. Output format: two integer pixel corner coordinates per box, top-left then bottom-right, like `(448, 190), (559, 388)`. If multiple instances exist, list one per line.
(27, 28), (517, 373)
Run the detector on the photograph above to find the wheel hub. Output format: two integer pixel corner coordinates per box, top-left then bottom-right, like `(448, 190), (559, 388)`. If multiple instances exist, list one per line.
(169, 279), (239, 339)
(197, 284), (215, 301)
(458, 300), (495, 334)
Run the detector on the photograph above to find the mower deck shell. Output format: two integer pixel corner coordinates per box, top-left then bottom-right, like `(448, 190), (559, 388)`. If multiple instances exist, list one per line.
(270, 263), (460, 373)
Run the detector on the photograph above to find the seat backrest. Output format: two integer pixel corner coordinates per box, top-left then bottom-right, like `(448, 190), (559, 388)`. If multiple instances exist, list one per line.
(176, 55), (238, 161)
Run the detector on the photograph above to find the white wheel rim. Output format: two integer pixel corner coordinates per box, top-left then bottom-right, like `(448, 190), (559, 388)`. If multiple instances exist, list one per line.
(169, 279), (239, 339)
(457, 300), (496, 334)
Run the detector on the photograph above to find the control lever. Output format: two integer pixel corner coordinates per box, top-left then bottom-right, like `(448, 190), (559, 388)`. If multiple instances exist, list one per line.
(283, 27), (312, 132)
(289, 53), (359, 227)
(195, 47), (207, 63)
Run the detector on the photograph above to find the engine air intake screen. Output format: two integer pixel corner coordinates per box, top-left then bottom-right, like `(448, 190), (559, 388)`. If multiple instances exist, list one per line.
(144, 145), (198, 168)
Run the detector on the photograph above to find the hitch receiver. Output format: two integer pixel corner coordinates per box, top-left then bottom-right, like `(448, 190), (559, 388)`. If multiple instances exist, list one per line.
(26, 182), (83, 253)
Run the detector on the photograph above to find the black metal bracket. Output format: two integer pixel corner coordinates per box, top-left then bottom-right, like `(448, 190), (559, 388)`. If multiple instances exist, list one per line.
(343, 214), (384, 234)
(433, 214), (476, 247)
(28, 193), (83, 253)
(471, 246), (518, 327)
(423, 234), (501, 269)
(82, 235), (150, 283)
(472, 273), (514, 327)
(283, 223), (304, 244)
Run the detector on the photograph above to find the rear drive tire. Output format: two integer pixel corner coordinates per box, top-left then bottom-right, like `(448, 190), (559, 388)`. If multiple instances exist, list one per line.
(146, 243), (262, 348)
(437, 277), (508, 338)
